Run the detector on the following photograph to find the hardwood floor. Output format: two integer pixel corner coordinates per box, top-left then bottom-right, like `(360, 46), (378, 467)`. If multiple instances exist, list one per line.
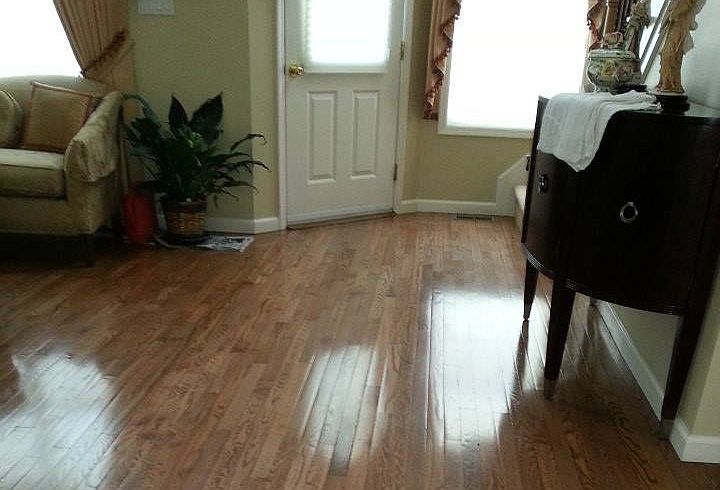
(0, 214), (719, 489)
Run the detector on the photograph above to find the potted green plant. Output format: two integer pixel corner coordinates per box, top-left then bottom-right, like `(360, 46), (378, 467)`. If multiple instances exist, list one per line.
(124, 93), (266, 242)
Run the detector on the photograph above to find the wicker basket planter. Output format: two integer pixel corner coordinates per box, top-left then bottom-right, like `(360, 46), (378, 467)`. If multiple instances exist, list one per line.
(162, 199), (207, 240)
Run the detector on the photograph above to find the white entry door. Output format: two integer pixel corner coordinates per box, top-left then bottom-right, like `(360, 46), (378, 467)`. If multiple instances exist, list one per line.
(285, 0), (403, 224)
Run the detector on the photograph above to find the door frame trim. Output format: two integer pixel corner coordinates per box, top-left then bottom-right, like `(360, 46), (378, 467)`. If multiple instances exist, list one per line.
(276, 0), (288, 230)
(392, 0), (415, 214)
(275, 0), (414, 228)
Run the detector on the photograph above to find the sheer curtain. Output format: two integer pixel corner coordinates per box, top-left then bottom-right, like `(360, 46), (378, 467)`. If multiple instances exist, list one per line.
(52, 0), (135, 191)
(0, 1), (79, 77)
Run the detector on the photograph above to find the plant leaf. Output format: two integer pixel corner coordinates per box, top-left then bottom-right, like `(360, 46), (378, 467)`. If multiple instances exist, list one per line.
(168, 95), (189, 134)
(230, 133), (266, 151)
(190, 93), (223, 144)
(124, 94), (163, 127)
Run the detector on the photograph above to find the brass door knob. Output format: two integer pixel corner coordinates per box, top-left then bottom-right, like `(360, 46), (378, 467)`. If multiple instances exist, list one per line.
(288, 63), (305, 78)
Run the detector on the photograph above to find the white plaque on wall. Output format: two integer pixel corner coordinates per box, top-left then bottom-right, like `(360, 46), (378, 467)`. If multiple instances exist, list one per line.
(138, 0), (175, 16)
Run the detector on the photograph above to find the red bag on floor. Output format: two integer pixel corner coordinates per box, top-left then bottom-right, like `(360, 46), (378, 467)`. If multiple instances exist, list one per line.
(123, 186), (156, 244)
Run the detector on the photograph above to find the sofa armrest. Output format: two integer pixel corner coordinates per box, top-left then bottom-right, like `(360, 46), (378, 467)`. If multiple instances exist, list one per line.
(64, 91), (123, 182)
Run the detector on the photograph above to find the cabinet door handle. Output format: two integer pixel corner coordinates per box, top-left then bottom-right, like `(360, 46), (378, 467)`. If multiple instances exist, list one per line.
(619, 201), (639, 224)
(538, 174), (549, 193)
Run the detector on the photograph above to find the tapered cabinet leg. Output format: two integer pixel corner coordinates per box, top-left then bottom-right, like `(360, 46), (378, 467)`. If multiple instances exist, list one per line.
(543, 281), (575, 399)
(659, 314), (703, 437)
(523, 260), (539, 320)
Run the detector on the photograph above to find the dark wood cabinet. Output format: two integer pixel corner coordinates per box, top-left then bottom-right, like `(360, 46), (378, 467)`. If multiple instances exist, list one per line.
(522, 98), (720, 433)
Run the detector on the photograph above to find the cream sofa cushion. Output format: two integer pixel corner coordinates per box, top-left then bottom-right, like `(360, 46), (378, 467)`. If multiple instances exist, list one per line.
(20, 82), (95, 153)
(0, 90), (23, 148)
(0, 149), (65, 198)
(0, 76), (108, 114)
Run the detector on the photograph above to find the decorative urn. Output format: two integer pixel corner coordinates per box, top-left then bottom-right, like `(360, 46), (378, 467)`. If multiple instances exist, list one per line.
(586, 33), (639, 93)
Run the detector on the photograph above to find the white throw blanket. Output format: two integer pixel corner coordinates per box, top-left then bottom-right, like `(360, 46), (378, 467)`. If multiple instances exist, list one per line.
(537, 91), (657, 171)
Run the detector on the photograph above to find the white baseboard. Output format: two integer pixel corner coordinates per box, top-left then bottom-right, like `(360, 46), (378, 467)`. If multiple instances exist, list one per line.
(596, 301), (665, 418)
(514, 185), (527, 214)
(597, 301), (720, 463)
(513, 185), (527, 232)
(670, 418), (720, 464)
(396, 199), (498, 216)
(394, 156), (528, 218)
(205, 216), (281, 234)
(253, 217), (282, 233)
(495, 156), (529, 216)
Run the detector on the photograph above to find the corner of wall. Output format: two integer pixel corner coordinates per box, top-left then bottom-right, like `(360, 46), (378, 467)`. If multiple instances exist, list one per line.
(128, 0), (257, 222)
(247, 0), (280, 224)
(494, 156), (529, 216)
(597, 301), (720, 463)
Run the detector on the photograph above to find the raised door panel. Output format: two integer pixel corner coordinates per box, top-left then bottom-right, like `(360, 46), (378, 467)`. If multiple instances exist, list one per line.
(351, 91), (380, 179)
(307, 92), (338, 182)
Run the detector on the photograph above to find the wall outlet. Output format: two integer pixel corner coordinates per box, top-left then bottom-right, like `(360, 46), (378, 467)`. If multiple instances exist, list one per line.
(138, 0), (175, 16)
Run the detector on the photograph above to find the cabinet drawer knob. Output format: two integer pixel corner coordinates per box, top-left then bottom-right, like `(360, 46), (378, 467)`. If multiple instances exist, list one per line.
(538, 174), (549, 193)
(619, 201), (639, 224)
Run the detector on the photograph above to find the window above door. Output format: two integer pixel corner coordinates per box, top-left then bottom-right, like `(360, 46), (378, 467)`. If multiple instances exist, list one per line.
(439, 0), (588, 138)
(302, 0), (393, 73)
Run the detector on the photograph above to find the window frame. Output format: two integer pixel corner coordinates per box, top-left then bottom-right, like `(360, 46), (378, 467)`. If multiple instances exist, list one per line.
(301, 0), (393, 74)
(437, 51), (534, 139)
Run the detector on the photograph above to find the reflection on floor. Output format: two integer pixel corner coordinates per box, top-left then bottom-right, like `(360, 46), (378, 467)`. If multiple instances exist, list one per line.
(1, 214), (719, 489)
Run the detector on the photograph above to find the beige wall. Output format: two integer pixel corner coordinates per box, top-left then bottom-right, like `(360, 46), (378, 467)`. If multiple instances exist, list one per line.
(683, 3), (720, 111)
(246, 0), (279, 219)
(129, 1), (531, 219)
(129, 0), (255, 219)
(616, 0), (720, 437)
(403, 0), (530, 203)
(613, 306), (676, 385)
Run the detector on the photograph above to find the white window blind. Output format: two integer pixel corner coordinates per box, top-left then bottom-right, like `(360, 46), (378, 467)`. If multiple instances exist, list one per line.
(303, 0), (392, 72)
(1, 0), (79, 78)
(443, 0), (588, 135)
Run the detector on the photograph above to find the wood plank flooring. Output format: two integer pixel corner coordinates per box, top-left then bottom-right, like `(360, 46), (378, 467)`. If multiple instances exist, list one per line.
(0, 214), (719, 489)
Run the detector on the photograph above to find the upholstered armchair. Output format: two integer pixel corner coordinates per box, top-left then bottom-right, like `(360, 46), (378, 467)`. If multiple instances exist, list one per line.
(0, 76), (123, 264)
